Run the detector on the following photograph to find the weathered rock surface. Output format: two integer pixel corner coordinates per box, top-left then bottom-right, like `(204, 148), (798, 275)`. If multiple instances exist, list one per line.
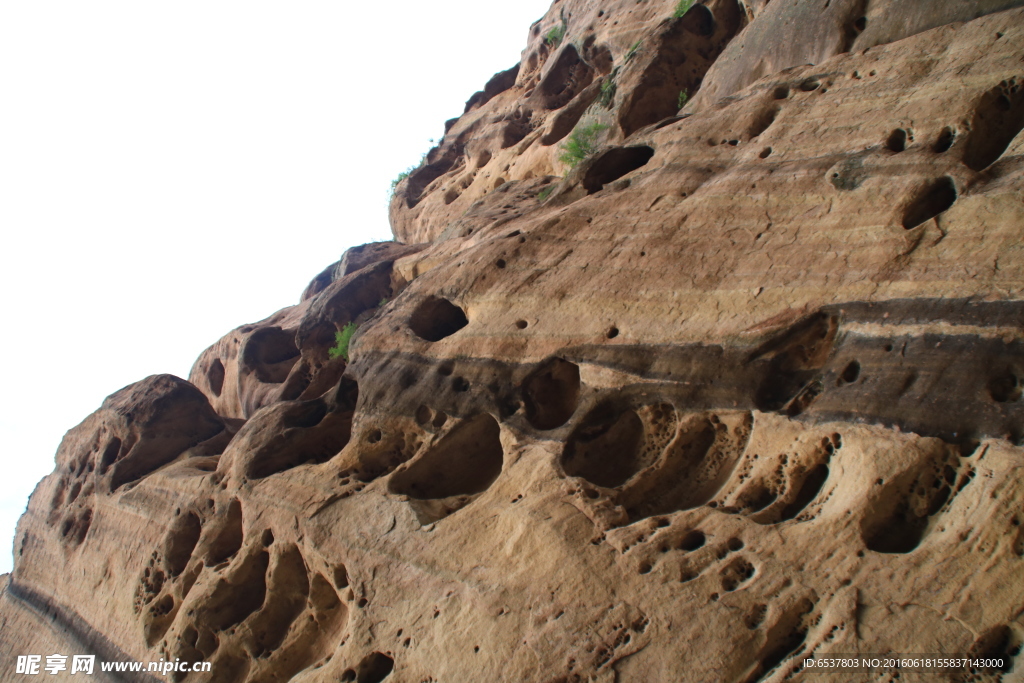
(6, 0), (1024, 681)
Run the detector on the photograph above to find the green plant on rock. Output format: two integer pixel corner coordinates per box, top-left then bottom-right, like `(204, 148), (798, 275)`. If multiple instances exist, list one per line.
(537, 186), (554, 201)
(390, 171), (410, 195)
(600, 77), (616, 107)
(328, 322), (358, 361)
(673, 0), (695, 18)
(545, 23), (567, 47)
(626, 39), (642, 62)
(389, 152), (430, 199)
(559, 118), (609, 169)
(677, 88), (690, 110)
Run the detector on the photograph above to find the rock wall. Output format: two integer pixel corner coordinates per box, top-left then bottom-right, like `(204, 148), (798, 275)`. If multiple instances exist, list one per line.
(6, 1), (1024, 682)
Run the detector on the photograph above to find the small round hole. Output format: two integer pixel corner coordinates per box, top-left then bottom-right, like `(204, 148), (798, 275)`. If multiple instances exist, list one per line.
(606, 327), (619, 339)
(839, 360), (861, 384)
(515, 320), (528, 330)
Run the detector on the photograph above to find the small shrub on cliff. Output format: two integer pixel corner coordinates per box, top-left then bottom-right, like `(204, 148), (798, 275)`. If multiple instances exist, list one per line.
(626, 39), (642, 62)
(559, 119), (609, 169)
(677, 88), (690, 110)
(545, 23), (567, 47)
(389, 152), (430, 199)
(673, 0), (695, 17)
(328, 322), (358, 361)
(599, 75), (617, 107)
(537, 186), (554, 201)
(390, 171), (410, 195)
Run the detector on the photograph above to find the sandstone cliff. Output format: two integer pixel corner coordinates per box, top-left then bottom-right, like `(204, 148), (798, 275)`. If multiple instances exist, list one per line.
(5, 1), (1024, 681)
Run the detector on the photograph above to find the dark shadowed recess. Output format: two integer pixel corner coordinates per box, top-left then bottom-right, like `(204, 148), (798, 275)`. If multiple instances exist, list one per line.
(523, 357), (581, 429)
(408, 296), (469, 342)
(388, 414), (503, 501)
(341, 652), (394, 683)
(902, 176), (957, 229)
(582, 146), (655, 194)
(963, 76), (1024, 172)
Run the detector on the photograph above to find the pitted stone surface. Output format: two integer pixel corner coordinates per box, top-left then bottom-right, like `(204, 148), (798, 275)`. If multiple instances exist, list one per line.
(6, 2), (1024, 682)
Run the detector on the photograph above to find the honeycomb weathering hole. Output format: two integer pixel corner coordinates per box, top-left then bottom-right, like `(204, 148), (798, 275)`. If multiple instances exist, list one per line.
(388, 413), (503, 500)
(523, 358), (581, 430)
(408, 296), (469, 342)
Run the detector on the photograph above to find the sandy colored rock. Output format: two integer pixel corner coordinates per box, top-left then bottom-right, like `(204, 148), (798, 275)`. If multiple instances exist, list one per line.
(6, 1), (1024, 682)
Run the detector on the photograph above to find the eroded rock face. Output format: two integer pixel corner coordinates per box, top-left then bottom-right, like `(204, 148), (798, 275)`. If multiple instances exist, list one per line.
(6, 1), (1024, 682)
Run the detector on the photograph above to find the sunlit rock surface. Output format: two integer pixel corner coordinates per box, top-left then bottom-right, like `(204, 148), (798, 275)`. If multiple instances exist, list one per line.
(5, 0), (1024, 681)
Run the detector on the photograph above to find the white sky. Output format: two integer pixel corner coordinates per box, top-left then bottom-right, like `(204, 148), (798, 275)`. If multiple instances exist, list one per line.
(0, 0), (553, 575)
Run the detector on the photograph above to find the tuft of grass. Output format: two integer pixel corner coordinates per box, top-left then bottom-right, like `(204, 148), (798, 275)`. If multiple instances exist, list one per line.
(389, 152), (430, 199)
(559, 119), (609, 169)
(677, 88), (689, 110)
(545, 23), (567, 47)
(328, 322), (358, 361)
(537, 186), (554, 201)
(600, 76), (616, 107)
(673, 0), (695, 18)
(390, 171), (410, 195)
(378, 297), (389, 308)
(626, 39), (642, 62)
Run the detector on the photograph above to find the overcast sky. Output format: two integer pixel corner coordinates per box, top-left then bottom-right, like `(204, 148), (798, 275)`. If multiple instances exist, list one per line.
(0, 0), (553, 575)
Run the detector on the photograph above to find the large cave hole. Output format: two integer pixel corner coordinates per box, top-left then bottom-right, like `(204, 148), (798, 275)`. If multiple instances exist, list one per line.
(902, 176), (957, 229)
(617, 0), (744, 136)
(582, 146), (655, 194)
(205, 499), (244, 566)
(536, 43), (594, 111)
(356, 652), (394, 683)
(408, 296), (469, 342)
(561, 407), (645, 488)
(245, 384), (356, 481)
(164, 511), (202, 577)
(680, 4), (715, 36)
(207, 359), (225, 397)
(523, 358), (581, 430)
(963, 77), (1024, 172)
(241, 326), (300, 384)
(388, 414), (503, 501)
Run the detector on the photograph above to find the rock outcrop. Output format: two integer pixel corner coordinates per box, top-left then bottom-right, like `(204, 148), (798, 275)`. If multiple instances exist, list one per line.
(5, 0), (1024, 681)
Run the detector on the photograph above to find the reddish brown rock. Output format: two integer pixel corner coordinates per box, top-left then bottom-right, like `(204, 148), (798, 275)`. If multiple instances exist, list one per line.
(6, 2), (1024, 682)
